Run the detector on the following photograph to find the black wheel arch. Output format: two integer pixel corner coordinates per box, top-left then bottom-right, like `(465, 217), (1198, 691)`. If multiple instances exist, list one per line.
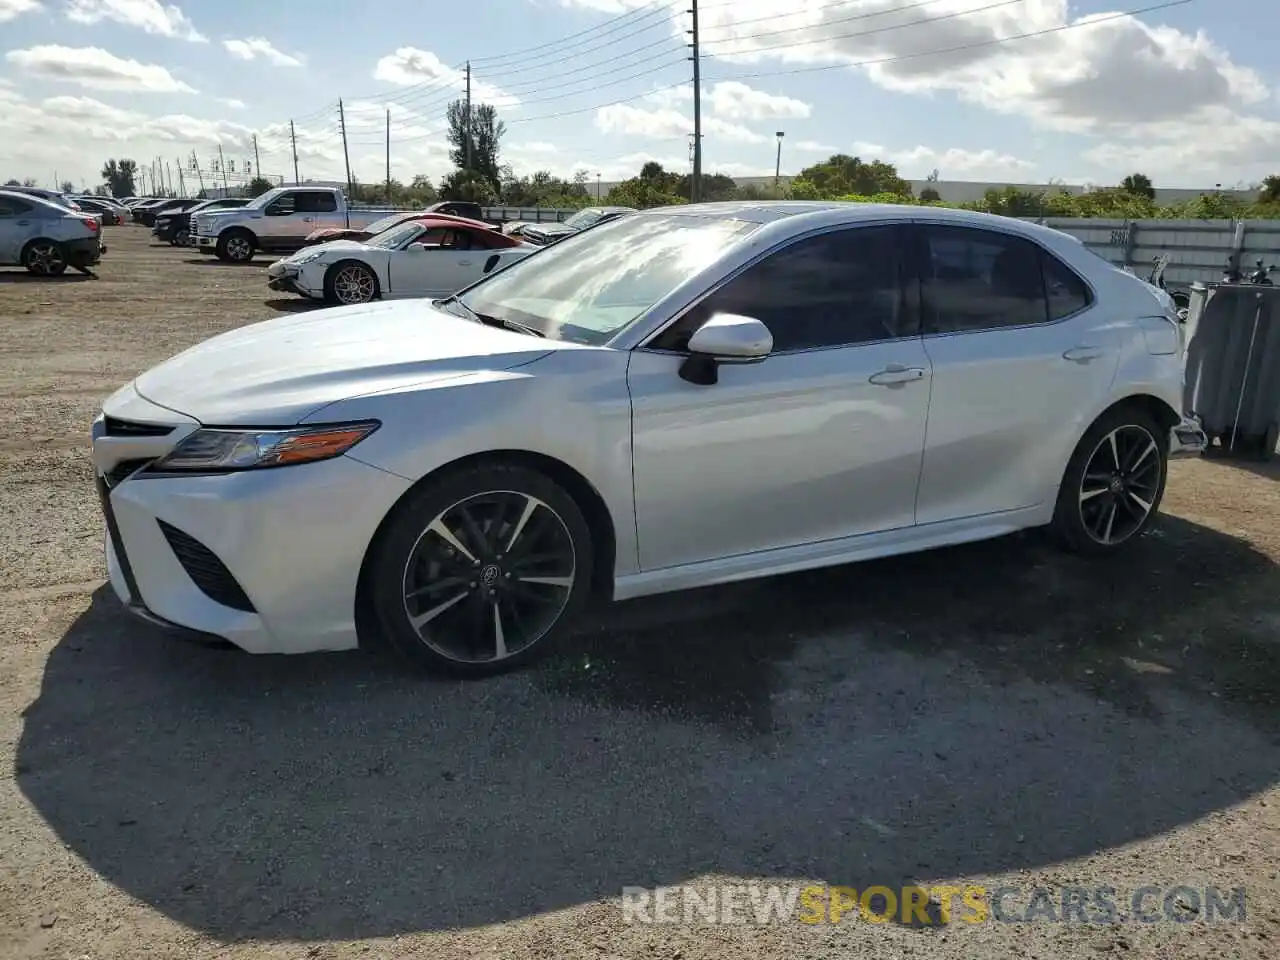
(354, 450), (617, 651)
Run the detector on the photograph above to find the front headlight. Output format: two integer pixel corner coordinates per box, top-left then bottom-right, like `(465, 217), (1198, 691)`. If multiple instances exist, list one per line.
(153, 421), (380, 472)
(291, 250), (325, 265)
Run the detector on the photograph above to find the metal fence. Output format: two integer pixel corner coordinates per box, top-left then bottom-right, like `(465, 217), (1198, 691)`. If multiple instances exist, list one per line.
(1031, 218), (1280, 294)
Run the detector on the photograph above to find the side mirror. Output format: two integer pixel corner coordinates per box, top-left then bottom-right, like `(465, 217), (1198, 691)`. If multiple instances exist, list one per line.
(408, 242), (428, 253)
(678, 313), (773, 385)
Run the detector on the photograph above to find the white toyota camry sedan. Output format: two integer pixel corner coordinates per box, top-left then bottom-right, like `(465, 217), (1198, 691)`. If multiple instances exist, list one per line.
(92, 201), (1207, 676)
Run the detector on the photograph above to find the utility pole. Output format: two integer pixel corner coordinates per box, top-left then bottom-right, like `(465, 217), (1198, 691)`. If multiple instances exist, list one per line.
(464, 62), (473, 177)
(176, 158), (186, 198)
(217, 144), (229, 194)
(289, 120), (300, 184)
(337, 99), (353, 197)
(192, 151), (205, 194)
(165, 161), (173, 196)
(385, 108), (392, 203)
(688, 0), (702, 203)
(774, 131), (784, 194)
(252, 134), (261, 182)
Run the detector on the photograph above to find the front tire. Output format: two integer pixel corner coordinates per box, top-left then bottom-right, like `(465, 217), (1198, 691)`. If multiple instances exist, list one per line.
(22, 239), (68, 276)
(215, 229), (255, 263)
(1051, 405), (1168, 555)
(323, 260), (379, 305)
(367, 462), (594, 677)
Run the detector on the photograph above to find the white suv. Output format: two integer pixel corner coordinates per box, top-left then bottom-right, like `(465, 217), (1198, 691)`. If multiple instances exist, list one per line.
(0, 189), (104, 275)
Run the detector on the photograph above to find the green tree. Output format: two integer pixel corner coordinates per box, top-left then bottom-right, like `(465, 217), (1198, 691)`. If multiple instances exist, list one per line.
(3, 179), (18, 186)
(445, 98), (505, 195)
(100, 159), (138, 197)
(1120, 172), (1155, 200)
(438, 169), (498, 203)
(919, 186), (941, 202)
(793, 154), (911, 198)
(407, 174), (439, 204)
(1258, 175), (1280, 204)
(21, 177), (37, 187)
(246, 176), (274, 197)
(60, 180), (75, 194)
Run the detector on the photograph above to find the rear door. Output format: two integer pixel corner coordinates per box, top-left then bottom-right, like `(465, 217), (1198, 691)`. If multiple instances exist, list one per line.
(0, 195), (39, 263)
(911, 223), (1121, 524)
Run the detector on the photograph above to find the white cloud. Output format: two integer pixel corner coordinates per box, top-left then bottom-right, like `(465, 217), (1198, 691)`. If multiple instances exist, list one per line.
(846, 142), (1035, 179)
(793, 140), (837, 153)
(5, 44), (196, 93)
(597, 102), (767, 144)
(218, 97), (246, 110)
(65, 0), (205, 42)
(511, 141), (558, 154)
(372, 47), (518, 108)
(223, 37), (304, 68)
(705, 81), (810, 121)
(0, 0), (41, 23)
(572, 0), (1279, 179)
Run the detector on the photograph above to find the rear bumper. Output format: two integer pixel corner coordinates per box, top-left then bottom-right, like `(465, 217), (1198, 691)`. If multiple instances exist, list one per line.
(1169, 415), (1208, 458)
(66, 237), (103, 266)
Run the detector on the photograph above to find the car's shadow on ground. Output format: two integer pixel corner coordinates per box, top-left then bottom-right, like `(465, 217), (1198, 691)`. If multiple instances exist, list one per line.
(180, 258), (268, 267)
(264, 298), (323, 313)
(0, 272), (95, 284)
(16, 517), (1280, 941)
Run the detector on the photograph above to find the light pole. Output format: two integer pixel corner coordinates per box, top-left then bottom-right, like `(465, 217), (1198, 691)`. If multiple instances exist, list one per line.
(597, 172), (602, 201)
(774, 131), (785, 195)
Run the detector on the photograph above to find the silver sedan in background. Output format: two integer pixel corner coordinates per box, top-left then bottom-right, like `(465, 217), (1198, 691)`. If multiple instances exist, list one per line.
(91, 201), (1204, 676)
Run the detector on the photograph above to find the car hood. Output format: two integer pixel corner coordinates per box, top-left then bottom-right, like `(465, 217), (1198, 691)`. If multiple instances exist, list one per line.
(528, 222), (576, 237)
(130, 300), (563, 425)
(285, 240), (367, 261)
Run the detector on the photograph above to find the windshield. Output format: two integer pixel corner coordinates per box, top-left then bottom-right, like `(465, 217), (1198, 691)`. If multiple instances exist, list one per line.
(365, 212), (409, 235)
(564, 209), (603, 230)
(367, 222), (421, 249)
(458, 213), (758, 345)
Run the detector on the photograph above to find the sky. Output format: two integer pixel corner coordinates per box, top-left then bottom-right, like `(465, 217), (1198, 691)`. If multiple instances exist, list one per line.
(0, 0), (1276, 193)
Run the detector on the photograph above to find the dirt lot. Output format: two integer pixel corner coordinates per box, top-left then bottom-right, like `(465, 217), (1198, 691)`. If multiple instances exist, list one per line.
(0, 226), (1277, 959)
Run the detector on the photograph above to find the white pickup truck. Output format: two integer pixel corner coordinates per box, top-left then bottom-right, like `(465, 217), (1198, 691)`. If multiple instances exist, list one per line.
(191, 186), (403, 262)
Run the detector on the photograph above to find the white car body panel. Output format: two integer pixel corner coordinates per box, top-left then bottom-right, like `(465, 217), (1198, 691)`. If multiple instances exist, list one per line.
(92, 201), (1205, 655)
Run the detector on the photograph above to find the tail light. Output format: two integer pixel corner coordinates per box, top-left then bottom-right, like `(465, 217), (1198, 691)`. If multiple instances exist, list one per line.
(83, 218), (100, 231)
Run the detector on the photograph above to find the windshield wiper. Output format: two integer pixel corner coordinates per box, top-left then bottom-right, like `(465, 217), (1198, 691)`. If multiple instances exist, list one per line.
(433, 296), (544, 338)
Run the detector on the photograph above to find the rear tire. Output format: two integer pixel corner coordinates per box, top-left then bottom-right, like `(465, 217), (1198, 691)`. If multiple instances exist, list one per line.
(367, 462), (594, 677)
(22, 239), (67, 276)
(1051, 405), (1168, 555)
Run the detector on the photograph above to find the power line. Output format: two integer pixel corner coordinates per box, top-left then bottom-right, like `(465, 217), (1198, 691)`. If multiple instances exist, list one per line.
(702, 0), (1025, 56)
(703, 0), (1197, 81)
(477, 21), (680, 81)
(469, 0), (672, 65)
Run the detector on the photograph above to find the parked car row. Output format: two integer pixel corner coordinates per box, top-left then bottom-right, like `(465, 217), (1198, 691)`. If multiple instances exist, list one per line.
(0, 188), (106, 275)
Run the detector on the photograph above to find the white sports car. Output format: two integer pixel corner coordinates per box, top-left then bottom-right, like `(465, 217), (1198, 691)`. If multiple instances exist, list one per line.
(266, 217), (537, 305)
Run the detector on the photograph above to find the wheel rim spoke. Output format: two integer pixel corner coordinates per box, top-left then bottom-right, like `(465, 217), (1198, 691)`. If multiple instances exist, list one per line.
(1079, 424), (1161, 546)
(402, 490), (576, 664)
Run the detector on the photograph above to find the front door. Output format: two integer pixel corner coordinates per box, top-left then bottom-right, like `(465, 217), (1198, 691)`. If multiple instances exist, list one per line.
(627, 223), (933, 572)
(0, 195), (39, 263)
(910, 223), (1123, 525)
(389, 228), (479, 297)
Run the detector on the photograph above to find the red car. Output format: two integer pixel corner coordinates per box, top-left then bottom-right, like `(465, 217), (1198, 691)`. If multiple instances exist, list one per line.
(305, 207), (496, 246)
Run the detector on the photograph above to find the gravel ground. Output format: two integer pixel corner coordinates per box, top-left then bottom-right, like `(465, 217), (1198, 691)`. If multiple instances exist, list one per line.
(0, 227), (1277, 960)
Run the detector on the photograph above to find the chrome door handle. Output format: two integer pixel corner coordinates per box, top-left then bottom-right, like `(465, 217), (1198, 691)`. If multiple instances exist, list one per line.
(868, 365), (925, 386)
(301, 216), (314, 222)
(16, 220), (30, 225)
(1063, 345), (1104, 362)
(457, 259), (472, 266)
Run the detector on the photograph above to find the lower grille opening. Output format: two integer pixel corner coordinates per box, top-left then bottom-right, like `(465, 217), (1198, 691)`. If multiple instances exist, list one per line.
(156, 519), (256, 613)
(103, 416), (174, 438)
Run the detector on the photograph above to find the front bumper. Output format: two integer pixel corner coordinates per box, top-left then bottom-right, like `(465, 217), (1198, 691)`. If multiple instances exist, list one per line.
(1169, 415), (1208, 458)
(265, 260), (321, 297)
(93, 393), (412, 654)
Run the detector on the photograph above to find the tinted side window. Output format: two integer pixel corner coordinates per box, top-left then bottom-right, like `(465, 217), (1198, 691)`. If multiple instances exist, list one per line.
(0, 197), (33, 216)
(265, 193), (296, 215)
(296, 192), (338, 213)
(1041, 250), (1092, 319)
(921, 226), (1047, 333)
(653, 225), (908, 353)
